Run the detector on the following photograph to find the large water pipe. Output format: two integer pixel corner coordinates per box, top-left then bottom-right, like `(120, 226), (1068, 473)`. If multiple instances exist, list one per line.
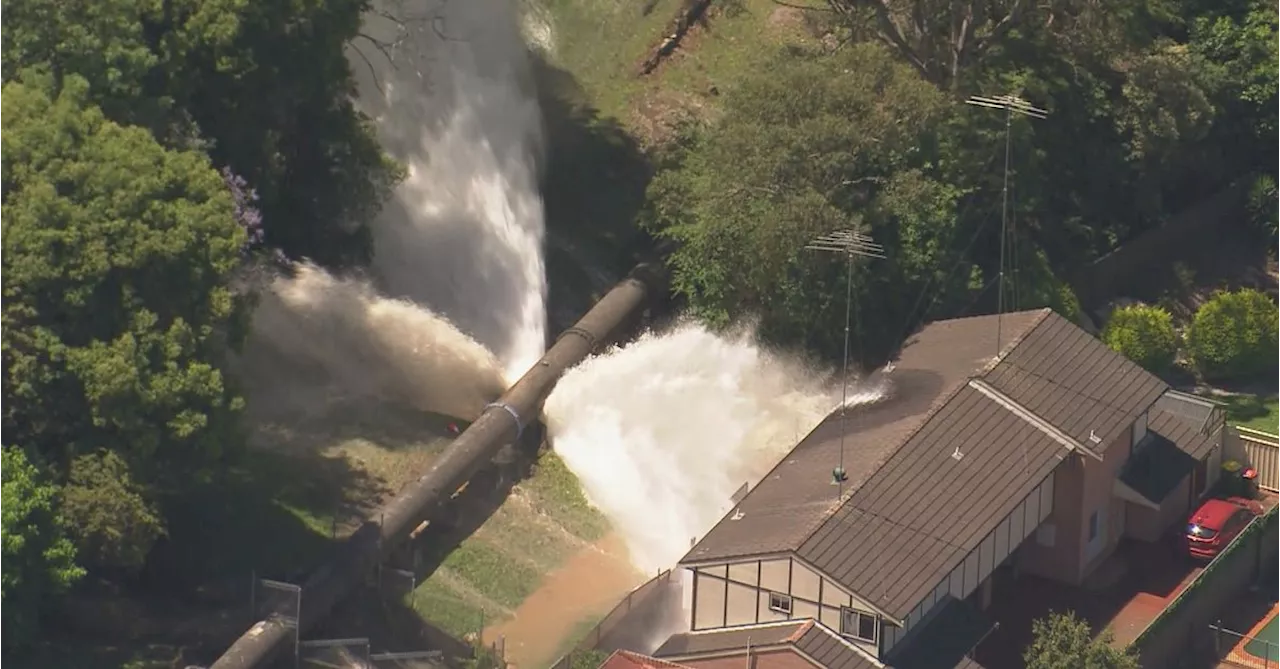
(210, 263), (666, 669)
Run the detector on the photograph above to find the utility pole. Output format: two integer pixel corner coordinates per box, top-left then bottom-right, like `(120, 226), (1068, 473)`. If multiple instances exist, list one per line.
(806, 230), (886, 498)
(964, 94), (1047, 356)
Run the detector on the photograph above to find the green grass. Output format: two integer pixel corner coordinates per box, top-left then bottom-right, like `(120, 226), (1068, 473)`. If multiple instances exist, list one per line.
(1207, 392), (1280, 435)
(442, 541), (545, 610)
(520, 452), (612, 541)
(539, 0), (818, 134)
(408, 577), (502, 639)
(481, 502), (583, 570)
(408, 451), (613, 638)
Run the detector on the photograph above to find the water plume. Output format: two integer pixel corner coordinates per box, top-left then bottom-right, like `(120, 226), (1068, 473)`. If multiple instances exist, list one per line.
(350, 0), (548, 382)
(543, 322), (883, 574)
(239, 262), (505, 422)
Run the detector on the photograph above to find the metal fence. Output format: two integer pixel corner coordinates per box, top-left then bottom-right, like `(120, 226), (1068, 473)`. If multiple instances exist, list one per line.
(1238, 427), (1280, 492)
(370, 650), (446, 669)
(1212, 622), (1279, 669)
(299, 638), (372, 668)
(548, 569), (680, 669)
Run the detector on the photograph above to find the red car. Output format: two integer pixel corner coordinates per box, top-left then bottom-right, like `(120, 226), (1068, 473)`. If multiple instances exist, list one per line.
(1183, 496), (1264, 561)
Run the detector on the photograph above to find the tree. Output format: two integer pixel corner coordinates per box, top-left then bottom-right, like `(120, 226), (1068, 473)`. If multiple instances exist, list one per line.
(1102, 304), (1179, 373)
(60, 451), (166, 575)
(1, 447), (83, 649)
(1024, 611), (1140, 669)
(1186, 289), (1279, 382)
(1, 0), (402, 267)
(2, 74), (246, 481)
(643, 43), (959, 361)
(821, 0), (1164, 89)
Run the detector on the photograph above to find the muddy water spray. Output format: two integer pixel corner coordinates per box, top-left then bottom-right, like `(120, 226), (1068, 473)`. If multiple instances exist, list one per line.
(543, 323), (883, 574)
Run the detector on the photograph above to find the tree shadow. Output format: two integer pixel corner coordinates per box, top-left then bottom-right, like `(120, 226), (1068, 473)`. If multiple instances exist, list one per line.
(531, 53), (659, 336)
(17, 445), (383, 669)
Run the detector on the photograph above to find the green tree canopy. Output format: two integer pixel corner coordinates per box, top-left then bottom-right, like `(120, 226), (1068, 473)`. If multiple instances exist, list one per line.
(1, 447), (83, 650)
(644, 43), (962, 360)
(1102, 303), (1179, 373)
(1, 0), (401, 267)
(60, 451), (166, 574)
(1024, 611), (1140, 669)
(1186, 288), (1279, 381)
(2, 74), (246, 480)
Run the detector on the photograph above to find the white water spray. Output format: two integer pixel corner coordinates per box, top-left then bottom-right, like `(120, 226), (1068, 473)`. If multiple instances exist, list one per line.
(544, 323), (883, 574)
(239, 0), (545, 419)
(352, 0), (548, 382)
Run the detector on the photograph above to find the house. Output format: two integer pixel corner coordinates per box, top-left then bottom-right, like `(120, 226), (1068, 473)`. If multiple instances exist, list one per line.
(643, 308), (1226, 668)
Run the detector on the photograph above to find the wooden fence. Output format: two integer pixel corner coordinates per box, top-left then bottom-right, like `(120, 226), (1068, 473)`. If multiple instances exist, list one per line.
(1237, 427), (1280, 492)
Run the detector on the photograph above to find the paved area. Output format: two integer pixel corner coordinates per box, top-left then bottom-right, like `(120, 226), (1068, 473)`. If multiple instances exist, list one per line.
(974, 539), (1201, 669)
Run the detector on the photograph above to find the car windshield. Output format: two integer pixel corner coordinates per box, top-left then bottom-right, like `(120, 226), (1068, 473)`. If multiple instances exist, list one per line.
(1186, 523), (1218, 539)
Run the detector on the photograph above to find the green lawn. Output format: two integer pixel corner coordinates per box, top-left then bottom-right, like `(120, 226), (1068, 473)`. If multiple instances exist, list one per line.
(408, 451), (610, 638)
(1214, 393), (1280, 435)
(539, 0), (820, 138)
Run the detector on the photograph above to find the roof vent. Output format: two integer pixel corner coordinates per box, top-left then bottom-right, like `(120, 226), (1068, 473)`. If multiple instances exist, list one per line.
(731, 509), (745, 521)
(951, 446), (964, 462)
(1089, 430), (1103, 445)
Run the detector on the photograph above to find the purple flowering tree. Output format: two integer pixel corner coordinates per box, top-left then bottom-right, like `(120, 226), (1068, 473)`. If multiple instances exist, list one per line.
(220, 167), (265, 252)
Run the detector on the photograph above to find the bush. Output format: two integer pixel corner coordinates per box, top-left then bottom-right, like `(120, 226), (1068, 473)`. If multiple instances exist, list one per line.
(1102, 304), (1179, 373)
(1186, 289), (1279, 381)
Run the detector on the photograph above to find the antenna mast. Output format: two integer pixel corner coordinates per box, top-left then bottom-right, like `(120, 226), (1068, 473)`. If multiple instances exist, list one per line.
(964, 94), (1048, 356)
(806, 230), (886, 498)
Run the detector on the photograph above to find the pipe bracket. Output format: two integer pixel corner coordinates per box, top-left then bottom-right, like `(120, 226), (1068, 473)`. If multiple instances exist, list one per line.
(485, 402), (524, 440)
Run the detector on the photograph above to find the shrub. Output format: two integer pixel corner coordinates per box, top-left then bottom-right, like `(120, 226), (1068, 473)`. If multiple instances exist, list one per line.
(1102, 304), (1179, 373)
(1186, 289), (1279, 381)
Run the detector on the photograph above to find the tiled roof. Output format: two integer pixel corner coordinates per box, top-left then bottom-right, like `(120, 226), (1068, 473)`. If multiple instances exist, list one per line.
(682, 309), (1168, 620)
(655, 620), (878, 669)
(683, 310), (1049, 565)
(797, 385), (1066, 619)
(981, 312), (1167, 454)
(1120, 390), (1225, 504)
(599, 650), (693, 669)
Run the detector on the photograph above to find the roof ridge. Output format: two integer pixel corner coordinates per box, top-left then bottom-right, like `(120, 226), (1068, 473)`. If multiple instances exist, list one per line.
(979, 307), (1053, 375)
(795, 308), (1052, 565)
(786, 619), (816, 642)
(615, 650), (690, 669)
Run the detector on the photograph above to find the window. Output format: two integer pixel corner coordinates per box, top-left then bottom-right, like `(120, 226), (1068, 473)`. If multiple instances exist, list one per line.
(768, 592), (792, 615)
(1131, 413), (1148, 451)
(841, 608), (878, 644)
(1088, 511), (1100, 541)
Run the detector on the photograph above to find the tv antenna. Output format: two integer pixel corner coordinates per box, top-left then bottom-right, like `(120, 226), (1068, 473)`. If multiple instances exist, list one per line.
(806, 229), (886, 498)
(964, 94), (1048, 356)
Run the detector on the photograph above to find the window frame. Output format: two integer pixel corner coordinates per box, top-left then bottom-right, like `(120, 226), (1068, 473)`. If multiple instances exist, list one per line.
(768, 591), (793, 615)
(840, 607), (878, 644)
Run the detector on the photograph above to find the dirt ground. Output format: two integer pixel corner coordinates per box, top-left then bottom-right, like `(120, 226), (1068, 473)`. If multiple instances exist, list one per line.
(483, 534), (644, 669)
